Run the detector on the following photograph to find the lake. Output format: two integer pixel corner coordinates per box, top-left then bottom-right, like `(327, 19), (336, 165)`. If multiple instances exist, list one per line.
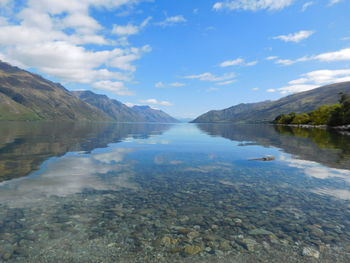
(0, 122), (350, 262)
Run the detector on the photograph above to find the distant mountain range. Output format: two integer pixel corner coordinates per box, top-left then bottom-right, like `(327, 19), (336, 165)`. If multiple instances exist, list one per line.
(192, 82), (350, 123)
(73, 90), (178, 123)
(0, 61), (178, 123)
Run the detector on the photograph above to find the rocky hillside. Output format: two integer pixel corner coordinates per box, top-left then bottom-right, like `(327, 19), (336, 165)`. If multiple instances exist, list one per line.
(73, 90), (179, 123)
(72, 90), (143, 122)
(132, 105), (179, 123)
(0, 61), (109, 121)
(0, 61), (178, 123)
(192, 82), (350, 123)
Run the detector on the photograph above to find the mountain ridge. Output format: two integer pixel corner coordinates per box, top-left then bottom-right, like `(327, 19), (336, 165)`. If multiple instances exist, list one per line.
(0, 61), (178, 123)
(73, 90), (179, 123)
(192, 81), (350, 123)
(0, 61), (110, 121)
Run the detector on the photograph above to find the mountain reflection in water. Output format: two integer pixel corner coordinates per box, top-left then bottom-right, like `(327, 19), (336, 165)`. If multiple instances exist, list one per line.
(0, 121), (173, 182)
(196, 123), (350, 170)
(1, 123), (350, 263)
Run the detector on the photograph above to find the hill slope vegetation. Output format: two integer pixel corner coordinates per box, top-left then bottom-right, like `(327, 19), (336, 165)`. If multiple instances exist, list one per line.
(0, 61), (110, 121)
(192, 82), (350, 123)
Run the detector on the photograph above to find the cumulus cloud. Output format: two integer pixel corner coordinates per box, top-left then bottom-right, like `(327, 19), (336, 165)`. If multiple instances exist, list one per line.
(183, 72), (236, 82)
(92, 80), (134, 96)
(273, 30), (314, 43)
(0, 0), (151, 96)
(157, 15), (186, 27)
(112, 16), (152, 36)
(213, 0), (294, 11)
(139, 98), (173, 106)
(112, 24), (139, 35)
(219, 58), (258, 67)
(272, 68), (350, 94)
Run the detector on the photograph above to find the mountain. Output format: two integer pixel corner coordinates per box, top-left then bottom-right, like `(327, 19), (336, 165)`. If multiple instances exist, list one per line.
(192, 81), (350, 123)
(131, 105), (179, 123)
(73, 90), (179, 123)
(0, 61), (178, 123)
(72, 90), (143, 122)
(0, 61), (109, 121)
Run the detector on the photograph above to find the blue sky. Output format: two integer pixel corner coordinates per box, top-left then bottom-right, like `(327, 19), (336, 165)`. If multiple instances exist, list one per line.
(0, 0), (350, 118)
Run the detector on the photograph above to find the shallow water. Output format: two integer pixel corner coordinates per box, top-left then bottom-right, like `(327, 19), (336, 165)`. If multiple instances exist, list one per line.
(1, 122), (350, 262)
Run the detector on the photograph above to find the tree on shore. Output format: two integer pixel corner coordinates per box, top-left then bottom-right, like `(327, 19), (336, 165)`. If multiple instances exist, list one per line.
(273, 92), (349, 126)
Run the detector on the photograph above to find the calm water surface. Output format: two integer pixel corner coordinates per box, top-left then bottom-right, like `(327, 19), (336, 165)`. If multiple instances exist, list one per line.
(0, 122), (350, 262)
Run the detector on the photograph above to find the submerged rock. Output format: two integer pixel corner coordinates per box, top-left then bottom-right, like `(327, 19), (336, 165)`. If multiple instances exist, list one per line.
(183, 245), (203, 255)
(249, 228), (274, 236)
(237, 238), (257, 252)
(249, 156), (275, 161)
(302, 247), (320, 259)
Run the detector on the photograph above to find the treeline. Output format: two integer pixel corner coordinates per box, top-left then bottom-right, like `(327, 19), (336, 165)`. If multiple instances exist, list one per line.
(273, 92), (350, 126)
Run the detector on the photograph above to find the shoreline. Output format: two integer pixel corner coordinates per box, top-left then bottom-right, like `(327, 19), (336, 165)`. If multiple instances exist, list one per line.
(274, 123), (350, 133)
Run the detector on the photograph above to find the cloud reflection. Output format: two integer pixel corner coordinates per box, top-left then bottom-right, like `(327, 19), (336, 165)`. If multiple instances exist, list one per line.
(280, 154), (350, 200)
(0, 147), (137, 207)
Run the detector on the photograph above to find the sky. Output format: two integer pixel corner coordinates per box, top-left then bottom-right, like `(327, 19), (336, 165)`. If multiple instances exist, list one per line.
(0, 0), (350, 118)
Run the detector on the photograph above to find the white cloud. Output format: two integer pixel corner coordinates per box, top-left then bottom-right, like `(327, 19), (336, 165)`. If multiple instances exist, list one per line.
(301, 1), (313, 11)
(125, 102), (139, 107)
(1, 40), (150, 83)
(217, 80), (236, 85)
(275, 48), (350, 66)
(220, 58), (244, 67)
(183, 72), (236, 82)
(213, 0), (294, 11)
(275, 57), (309, 65)
(273, 30), (314, 43)
(139, 98), (173, 106)
(170, 82), (186, 87)
(274, 68), (350, 94)
(266, 88), (276, 92)
(266, 56), (278, 60)
(92, 80), (134, 96)
(157, 15), (186, 27)
(245, 60), (258, 66)
(112, 16), (152, 36)
(63, 13), (102, 34)
(252, 87), (259, 91)
(154, 81), (186, 88)
(112, 24), (139, 35)
(155, 81), (165, 88)
(329, 0), (343, 5)
(219, 58), (258, 67)
(314, 48), (350, 62)
(0, 0), (150, 95)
